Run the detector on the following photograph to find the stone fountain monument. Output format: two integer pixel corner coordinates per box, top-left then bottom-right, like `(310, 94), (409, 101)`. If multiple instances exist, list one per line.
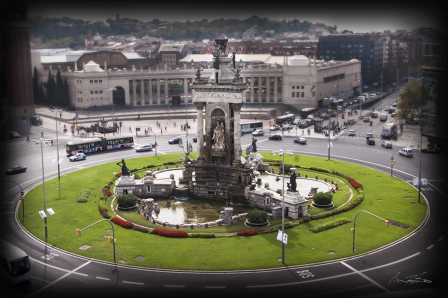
(180, 39), (266, 199)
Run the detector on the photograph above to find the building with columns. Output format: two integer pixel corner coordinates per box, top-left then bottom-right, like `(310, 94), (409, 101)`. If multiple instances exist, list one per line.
(32, 51), (361, 112)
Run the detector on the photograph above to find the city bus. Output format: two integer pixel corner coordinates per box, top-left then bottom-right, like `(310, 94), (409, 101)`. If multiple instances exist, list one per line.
(275, 114), (295, 125)
(66, 135), (134, 155)
(241, 122), (263, 134)
(0, 238), (32, 284)
(300, 107), (318, 119)
(381, 122), (397, 139)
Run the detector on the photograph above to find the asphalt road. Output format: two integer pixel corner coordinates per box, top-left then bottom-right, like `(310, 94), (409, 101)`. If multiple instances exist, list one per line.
(1, 98), (447, 298)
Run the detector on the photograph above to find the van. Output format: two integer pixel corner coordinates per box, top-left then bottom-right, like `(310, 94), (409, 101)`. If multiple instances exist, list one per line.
(371, 112), (378, 118)
(370, 94), (376, 98)
(379, 114), (387, 121)
(399, 148), (413, 157)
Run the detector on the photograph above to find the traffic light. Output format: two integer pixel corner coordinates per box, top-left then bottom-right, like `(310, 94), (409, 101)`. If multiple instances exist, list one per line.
(19, 194), (23, 201)
(350, 228), (354, 235)
(391, 160), (395, 165)
(108, 236), (114, 243)
(384, 220), (389, 227)
(156, 142), (158, 146)
(76, 229), (81, 236)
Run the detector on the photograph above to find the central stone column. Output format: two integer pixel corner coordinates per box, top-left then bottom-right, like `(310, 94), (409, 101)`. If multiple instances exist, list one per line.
(195, 102), (205, 162)
(232, 103), (242, 165)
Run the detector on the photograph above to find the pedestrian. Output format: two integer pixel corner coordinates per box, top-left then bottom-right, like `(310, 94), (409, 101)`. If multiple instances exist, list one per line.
(165, 126), (167, 132)
(302, 130), (304, 135)
(129, 126), (132, 132)
(161, 128), (163, 135)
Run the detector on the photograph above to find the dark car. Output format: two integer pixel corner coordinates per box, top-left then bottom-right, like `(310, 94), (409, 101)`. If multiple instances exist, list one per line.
(10, 132), (20, 139)
(294, 137), (307, 144)
(422, 147), (441, 153)
(6, 165), (27, 174)
(366, 138), (375, 145)
(168, 137), (182, 144)
(269, 134), (282, 140)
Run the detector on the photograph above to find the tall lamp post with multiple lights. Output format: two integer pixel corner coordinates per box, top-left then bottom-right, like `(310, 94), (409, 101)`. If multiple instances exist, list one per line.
(108, 88), (117, 135)
(50, 109), (62, 180)
(272, 149), (293, 264)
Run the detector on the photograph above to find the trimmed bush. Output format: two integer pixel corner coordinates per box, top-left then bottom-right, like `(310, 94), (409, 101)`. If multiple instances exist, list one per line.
(312, 192), (333, 205)
(111, 217), (133, 229)
(151, 228), (188, 238)
(309, 218), (351, 233)
(188, 233), (216, 238)
(247, 208), (268, 224)
(117, 194), (138, 208)
(76, 189), (90, 203)
(236, 230), (259, 236)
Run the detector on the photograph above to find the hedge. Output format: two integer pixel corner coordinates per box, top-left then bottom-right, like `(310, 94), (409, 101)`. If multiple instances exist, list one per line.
(309, 218), (351, 233)
(111, 217), (134, 229)
(151, 228), (188, 238)
(236, 230), (259, 236)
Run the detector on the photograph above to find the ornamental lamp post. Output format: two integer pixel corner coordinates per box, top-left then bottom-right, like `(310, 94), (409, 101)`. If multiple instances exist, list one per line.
(272, 149), (293, 264)
(108, 88), (117, 135)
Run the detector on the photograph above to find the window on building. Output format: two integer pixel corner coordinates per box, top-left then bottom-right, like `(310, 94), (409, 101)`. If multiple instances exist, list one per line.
(292, 92), (295, 97)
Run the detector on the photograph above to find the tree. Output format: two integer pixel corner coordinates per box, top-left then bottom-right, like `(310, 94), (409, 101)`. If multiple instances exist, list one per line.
(397, 80), (429, 122)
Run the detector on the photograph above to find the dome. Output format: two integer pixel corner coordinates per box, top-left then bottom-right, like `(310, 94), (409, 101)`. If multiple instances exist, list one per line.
(288, 55), (309, 66)
(84, 61), (104, 72)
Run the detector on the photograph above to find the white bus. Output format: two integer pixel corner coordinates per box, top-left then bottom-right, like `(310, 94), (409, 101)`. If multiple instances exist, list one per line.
(0, 238), (32, 284)
(66, 135), (134, 155)
(241, 122), (263, 134)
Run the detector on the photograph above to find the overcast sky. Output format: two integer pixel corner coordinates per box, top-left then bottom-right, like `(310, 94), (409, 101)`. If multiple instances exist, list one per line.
(23, 1), (445, 34)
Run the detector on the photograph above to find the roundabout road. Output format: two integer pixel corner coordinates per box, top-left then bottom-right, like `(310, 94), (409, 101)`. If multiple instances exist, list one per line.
(1, 127), (447, 298)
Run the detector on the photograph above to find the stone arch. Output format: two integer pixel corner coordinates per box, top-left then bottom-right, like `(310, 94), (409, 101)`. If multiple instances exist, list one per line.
(113, 86), (126, 105)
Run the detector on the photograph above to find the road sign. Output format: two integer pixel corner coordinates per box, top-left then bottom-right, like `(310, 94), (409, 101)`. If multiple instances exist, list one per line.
(21, 191), (24, 196)
(277, 230), (288, 244)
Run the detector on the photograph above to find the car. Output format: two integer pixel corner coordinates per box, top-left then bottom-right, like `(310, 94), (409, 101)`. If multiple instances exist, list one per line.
(292, 120), (301, 125)
(269, 126), (280, 131)
(370, 94), (376, 98)
(376, 92), (380, 95)
(366, 138), (375, 145)
(348, 130), (355, 136)
(282, 124), (293, 130)
(135, 145), (153, 152)
(69, 153), (86, 162)
(399, 148), (413, 157)
(363, 117), (370, 122)
(366, 133), (373, 139)
(299, 123), (309, 128)
(168, 137), (182, 144)
(422, 147), (441, 153)
(252, 129), (264, 136)
(294, 137), (307, 144)
(269, 134), (282, 140)
(10, 132), (20, 139)
(349, 101), (353, 105)
(381, 141), (392, 148)
(6, 165), (27, 174)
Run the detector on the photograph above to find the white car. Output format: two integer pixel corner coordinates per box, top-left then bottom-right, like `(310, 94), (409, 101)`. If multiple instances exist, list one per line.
(252, 129), (264, 136)
(269, 126), (280, 131)
(135, 145), (153, 152)
(348, 130), (355, 136)
(399, 148), (413, 157)
(69, 153), (86, 162)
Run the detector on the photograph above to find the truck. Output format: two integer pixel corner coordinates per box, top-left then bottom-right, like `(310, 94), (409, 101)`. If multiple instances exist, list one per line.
(357, 96), (366, 102)
(362, 93), (370, 99)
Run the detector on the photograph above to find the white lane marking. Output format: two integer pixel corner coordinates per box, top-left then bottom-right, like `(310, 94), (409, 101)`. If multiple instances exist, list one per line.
(96, 276), (110, 281)
(426, 244), (434, 250)
(28, 261), (91, 297)
(30, 257), (88, 276)
(164, 285), (185, 288)
(205, 286), (226, 289)
(438, 236), (444, 242)
(247, 253), (420, 289)
(123, 281), (144, 285)
(340, 261), (390, 293)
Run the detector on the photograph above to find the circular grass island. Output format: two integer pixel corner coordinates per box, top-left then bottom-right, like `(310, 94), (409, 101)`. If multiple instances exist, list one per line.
(19, 153), (427, 271)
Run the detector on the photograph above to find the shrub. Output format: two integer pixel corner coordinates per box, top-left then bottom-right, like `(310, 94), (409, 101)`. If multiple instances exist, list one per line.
(312, 192), (333, 205)
(151, 228), (188, 238)
(188, 233), (216, 238)
(76, 189), (90, 203)
(237, 230), (259, 236)
(348, 178), (363, 190)
(98, 205), (110, 219)
(309, 218), (351, 233)
(132, 225), (149, 233)
(102, 188), (112, 196)
(247, 208), (268, 224)
(117, 194), (138, 208)
(111, 217), (133, 229)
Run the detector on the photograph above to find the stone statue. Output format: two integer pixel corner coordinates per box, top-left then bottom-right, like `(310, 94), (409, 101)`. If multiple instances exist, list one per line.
(289, 170), (297, 192)
(117, 159), (130, 176)
(212, 121), (225, 149)
(252, 138), (257, 152)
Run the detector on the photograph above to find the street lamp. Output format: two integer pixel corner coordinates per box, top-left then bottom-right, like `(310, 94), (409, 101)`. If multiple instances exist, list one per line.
(352, 210), (388, 253)
(108, 88), (117, 135)
(272, 149), (293, 264)
(50, 109), (63, 180)
(77, 219), (116, 263)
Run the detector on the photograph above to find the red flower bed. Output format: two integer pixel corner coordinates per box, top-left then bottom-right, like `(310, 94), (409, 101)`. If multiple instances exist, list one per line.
(236, 230), (259, 236)
(348, 178), (363, 190)
(273, 163), (283, 166)
(111, 217), (133, 229)
(151, 228), (188, 238)
(115, 172), (122, 177)
(102, 188), (112, 196)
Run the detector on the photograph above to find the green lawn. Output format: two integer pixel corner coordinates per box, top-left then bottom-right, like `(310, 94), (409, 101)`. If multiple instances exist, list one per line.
(19, 153), (427, 270)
